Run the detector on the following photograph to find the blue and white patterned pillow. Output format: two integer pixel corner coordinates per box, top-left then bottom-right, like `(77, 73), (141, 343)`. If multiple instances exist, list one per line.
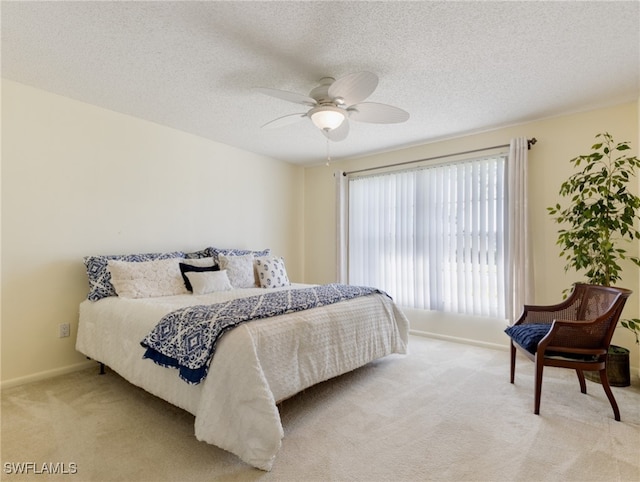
(210, 247), (271, 265)
(184, 247), (214, 259)
(255, 256), (291, 288)
(84, 251), (185, 301)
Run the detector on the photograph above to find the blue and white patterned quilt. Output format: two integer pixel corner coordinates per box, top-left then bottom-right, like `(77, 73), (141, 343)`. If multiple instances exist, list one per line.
(140, 284), (385, 384)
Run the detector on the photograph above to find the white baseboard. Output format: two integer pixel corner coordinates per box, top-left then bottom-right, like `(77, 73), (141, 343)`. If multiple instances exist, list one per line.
(409, 328), (510, 352)
(1, 360), (97, 390)
(410, 329), (640, 380)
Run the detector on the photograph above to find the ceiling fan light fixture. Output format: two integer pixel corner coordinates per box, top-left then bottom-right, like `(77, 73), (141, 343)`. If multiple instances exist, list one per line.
(258, 72), (407, 142)
(310, 106), (345, 131)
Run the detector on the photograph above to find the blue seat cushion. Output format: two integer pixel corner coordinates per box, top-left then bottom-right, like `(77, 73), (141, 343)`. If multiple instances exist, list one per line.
(505, 323), (551, 354)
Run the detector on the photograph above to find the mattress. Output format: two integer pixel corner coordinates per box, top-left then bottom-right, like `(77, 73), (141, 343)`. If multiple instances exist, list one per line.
(76, 284), (409, 470)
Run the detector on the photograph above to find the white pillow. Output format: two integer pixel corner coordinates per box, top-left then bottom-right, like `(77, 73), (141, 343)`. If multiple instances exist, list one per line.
(107, 258), (188, 298)
(218, 254), (256, 288)
(255, 256), (291, 288)
(185, 270), (233, 295)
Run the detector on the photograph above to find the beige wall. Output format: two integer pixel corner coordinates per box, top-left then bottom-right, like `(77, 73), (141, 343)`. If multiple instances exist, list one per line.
(3, 79), (638, 386)
(1, 80), (304, 386)
(304, 102), (640, 370)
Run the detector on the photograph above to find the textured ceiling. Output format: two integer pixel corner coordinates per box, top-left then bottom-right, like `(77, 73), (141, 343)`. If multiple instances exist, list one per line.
(2, 1), (639, 166)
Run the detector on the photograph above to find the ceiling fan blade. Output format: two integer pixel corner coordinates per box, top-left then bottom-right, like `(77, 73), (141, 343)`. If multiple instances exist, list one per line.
(321, 118), (350, 142)
(261, 112), (308, 129)
(255, 87), (317, 107)
(348, 102), (409, 124)
(328, 71), (378, 106)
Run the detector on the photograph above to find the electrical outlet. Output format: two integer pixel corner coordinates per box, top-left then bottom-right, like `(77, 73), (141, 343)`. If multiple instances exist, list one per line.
(59, 323), (70, 338)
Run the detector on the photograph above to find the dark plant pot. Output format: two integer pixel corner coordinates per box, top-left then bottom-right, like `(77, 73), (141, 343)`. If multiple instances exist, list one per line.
(584, 345), (630, 387)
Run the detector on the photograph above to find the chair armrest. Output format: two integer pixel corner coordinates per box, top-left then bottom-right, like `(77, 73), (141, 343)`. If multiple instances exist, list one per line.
(512, 285), (585, 326)
(536, 319), (607, 355)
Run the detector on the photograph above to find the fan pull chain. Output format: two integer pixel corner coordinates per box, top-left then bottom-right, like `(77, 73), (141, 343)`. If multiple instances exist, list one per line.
(326, 137), (331, 166)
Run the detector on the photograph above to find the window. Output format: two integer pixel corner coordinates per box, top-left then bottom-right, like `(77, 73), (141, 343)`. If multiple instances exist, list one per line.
(348, 154), (507, 318)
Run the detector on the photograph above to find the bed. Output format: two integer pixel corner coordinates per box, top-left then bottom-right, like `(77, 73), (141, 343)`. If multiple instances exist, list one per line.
(75, 248), (409, 470)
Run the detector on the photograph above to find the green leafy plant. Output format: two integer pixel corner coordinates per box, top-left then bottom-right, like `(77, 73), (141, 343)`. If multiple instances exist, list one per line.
(547, 132), (640, 343)
(621, 318), (640, 344)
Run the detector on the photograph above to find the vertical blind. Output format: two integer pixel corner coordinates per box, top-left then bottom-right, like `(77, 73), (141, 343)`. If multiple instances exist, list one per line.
(348, 154), (507, 318)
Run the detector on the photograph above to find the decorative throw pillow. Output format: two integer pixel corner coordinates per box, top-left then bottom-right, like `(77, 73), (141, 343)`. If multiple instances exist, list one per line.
(84, 251), (185, 301)
(179, 258), (219, 291)
(211, 247), (271, 265)
(185, 269), (233, 295)
(218, 254), (256, 288)
(107, 258), (188, 299)
(504, 324), (551, 354)
(255, 256), (291, 288)
(184, 247), (214, 259)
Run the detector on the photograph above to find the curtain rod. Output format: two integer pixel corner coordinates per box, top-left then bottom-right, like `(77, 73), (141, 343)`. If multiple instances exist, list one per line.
(343, 137), (537, 176)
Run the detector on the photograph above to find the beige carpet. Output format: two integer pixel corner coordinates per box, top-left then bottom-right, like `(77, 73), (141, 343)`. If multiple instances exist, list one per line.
(2, 335), (639, 482)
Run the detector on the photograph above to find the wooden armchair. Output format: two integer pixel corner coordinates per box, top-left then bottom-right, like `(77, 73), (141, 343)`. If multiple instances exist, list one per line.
(506, 283), (631, 420)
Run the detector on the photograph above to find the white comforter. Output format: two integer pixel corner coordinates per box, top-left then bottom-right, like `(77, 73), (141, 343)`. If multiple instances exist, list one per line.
(76, 284), (409, 470)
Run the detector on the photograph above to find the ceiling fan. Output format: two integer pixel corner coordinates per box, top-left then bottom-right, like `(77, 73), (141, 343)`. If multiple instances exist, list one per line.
(256, 71), (409, 142)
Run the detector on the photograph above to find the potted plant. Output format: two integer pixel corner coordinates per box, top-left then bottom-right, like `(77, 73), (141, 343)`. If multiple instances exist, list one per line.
(547, 132), (640, 386)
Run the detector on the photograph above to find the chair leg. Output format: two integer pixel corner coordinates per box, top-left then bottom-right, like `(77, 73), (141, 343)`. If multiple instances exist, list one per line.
(510, 343), (516, 384)
(599, 368), (621, 421)
(576, 369), (587, 394)
(534, 356), (544, 415)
